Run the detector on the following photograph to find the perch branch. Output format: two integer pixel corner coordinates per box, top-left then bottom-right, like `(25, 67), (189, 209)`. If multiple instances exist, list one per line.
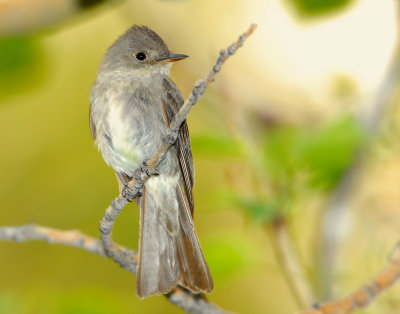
(301, 242), (400, 314)
(99, 196), (137, 273)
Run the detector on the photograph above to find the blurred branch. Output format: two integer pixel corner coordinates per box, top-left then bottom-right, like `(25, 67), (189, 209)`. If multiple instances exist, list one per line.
(0, 0), (118, 36)
(268, 219), (316, 309)
(301, 242), (400, 314)
(318, 2), (400, 299)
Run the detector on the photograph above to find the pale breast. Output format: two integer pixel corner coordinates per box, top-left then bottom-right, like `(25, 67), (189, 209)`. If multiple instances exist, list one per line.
(92, 72), (169, 176)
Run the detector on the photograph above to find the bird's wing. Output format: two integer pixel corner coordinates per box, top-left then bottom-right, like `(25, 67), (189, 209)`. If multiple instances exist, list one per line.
(160, 77), (195, 216)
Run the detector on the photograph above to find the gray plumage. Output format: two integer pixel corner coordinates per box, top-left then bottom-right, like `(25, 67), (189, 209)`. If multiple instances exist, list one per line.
(90, 25), (213, 298)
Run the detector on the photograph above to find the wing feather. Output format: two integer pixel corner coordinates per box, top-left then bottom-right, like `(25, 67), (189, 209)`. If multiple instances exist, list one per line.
(161, 78), (195, 215)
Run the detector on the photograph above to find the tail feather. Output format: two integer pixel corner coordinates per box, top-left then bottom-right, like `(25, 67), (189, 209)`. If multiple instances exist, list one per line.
(176, 182), (214, 293)
(136, 186), (179, 298)
(136, 179), (213, 298)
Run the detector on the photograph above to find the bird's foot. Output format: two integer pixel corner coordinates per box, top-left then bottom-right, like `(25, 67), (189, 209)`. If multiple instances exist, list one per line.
(122, 185), (142, 202)
(141, 160), (160, 177)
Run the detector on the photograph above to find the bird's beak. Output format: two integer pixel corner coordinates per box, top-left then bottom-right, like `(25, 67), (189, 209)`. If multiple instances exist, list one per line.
(155, 53), (188, 63)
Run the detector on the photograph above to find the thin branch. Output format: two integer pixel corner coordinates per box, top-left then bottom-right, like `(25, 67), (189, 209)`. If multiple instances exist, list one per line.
(301, 242), (400, 314)
(0, 224), (107, 256)
(267, 220), (316, 309)
(99, 196), (137, 273)
(97, 23), (257, 313)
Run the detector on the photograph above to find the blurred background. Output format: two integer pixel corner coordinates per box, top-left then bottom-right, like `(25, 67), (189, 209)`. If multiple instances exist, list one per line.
(0, 0), (399, 313)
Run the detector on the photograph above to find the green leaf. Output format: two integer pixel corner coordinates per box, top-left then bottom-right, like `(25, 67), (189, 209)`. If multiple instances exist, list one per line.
(0, 37), (39, 76)
(261, 127), (304, 188)
(299, 116), (364, 188)
(261, 116), (365, 191)
(285, 0), (353, 17)
(0, 36), (44, 99)
(222, 191), (283, 223)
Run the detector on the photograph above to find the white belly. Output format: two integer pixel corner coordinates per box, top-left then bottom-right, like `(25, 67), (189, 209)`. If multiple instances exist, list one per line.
(107, 103), (144, 168)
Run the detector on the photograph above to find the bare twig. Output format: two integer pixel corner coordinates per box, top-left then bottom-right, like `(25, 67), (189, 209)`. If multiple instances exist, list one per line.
(99, 196), (137, 273)
(318, 3), (400, 299)
(0, 224), (107, 256)
(268, 220), (315, 309)
(301, 242), (400, 314)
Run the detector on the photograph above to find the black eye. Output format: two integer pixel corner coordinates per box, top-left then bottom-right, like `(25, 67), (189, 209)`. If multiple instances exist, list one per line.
(135, 52), (147, 61)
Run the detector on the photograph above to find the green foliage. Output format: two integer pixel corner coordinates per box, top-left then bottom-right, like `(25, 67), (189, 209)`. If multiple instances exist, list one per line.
(285, 0), (353, 17)
(262, 115), (365, 190)
(261, 127), (301, 186)
(191, 133), (244, 158)
(195, 116), (364, 224)
(0, 37), (38, 75)
(204, 233), (257, 279)
(0, 36), (44, 97)
(299, 116), (364, 188)
(227, 193), (283, 224)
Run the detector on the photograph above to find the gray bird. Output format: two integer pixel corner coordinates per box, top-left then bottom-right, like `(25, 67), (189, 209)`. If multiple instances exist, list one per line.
(89, 25), (214, 298)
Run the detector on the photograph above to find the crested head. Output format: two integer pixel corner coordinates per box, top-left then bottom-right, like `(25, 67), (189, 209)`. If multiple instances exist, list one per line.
(98, 25), (187, 75)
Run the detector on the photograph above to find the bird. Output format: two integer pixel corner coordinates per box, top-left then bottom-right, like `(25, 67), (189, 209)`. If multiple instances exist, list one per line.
(89, 25), (214, 298)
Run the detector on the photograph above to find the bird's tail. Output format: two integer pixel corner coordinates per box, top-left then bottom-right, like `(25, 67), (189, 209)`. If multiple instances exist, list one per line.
(136, 180), (214, 298)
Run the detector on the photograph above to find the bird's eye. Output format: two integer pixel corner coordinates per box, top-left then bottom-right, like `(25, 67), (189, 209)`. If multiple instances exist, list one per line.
(135, 52), (147, 61)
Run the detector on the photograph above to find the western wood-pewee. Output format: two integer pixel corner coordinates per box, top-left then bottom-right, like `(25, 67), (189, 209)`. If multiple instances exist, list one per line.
(90, 25), (214, 298)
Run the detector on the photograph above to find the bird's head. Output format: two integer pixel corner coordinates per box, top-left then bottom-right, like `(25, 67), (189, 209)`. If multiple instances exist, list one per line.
(100, 25), (188, 75)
